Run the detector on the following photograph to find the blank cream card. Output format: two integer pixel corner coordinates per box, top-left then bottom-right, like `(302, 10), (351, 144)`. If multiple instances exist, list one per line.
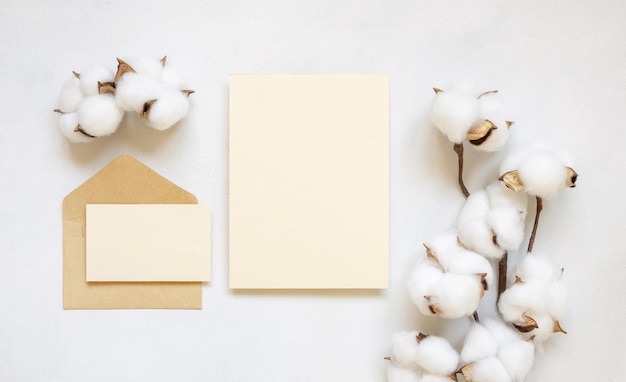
(86, 204), (211, 282)
(229, 74), (389, 289)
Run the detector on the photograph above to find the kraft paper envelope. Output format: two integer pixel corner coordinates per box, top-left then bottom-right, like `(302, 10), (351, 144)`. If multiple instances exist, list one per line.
(63, 155), (202, 309)
(86, 204), (211, 282)
(229, 74), (389, 289)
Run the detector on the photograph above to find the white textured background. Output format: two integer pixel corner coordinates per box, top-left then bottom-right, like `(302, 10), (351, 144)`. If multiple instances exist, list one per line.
(1, 1), (625, 381)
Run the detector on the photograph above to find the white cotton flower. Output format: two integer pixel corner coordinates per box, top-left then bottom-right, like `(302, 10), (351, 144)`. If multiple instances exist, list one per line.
(471, 92), (512, 152)
(461, 319), (534, 382)
(456, 190), (503, 259)
(458, 181), (527, 260)
(499, 142), (577, 200)
(424, 232), (493, 285)
(497, 339), (534, 382)
(115, 72), (165, 112)
(390, 331), (421, 369)
(386, 364), (422, 382)
(78, 66), (114, 96)
(411, 232), (493, 319)
(414, 335), (460, 376)
(58, 112), (93, 143)
(56, 66), (124, 142)
(430, 89), (479, 144)
(498, 254), (567, 346)
(516, 254), (555, 283)
(408, 258), (444, 316)
(434, 273), (484, 318)
(387, 332), (460, 381)
(114, 56), (193, 130)
(144, 90), (191, 130)
(58, 76), (83, 113)
(486, 207), (525, 251)
(77, 94), (124, 137)
(463, 357), (512, 382)
(461, 323), (498, 364)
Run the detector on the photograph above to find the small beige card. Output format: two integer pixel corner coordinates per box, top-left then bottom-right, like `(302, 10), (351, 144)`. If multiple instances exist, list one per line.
(229, 74), (389, 289)
(86, 204), (211, 282)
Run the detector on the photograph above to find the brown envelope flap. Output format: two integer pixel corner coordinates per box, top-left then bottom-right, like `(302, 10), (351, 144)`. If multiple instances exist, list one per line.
(63, 155), (198, 221)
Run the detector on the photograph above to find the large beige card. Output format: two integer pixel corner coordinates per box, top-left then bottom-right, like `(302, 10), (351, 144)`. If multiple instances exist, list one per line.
(86, 204), (211, 282)
(229, 74), (389, 289)
(63, 155), (202, 309)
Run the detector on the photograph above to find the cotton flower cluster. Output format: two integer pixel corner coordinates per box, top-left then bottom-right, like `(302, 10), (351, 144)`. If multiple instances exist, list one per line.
(498, 254), (567, 348)
(430, 86), (513, 151)
(457, 181), (528, 260)
(460, 318), (535, 382)
(408, 232), (493, 319)
(55, 56), (193, 143)
(386, 331), (459, 382)
(55, 67), (123, 143)
(499, 142), (577, 200)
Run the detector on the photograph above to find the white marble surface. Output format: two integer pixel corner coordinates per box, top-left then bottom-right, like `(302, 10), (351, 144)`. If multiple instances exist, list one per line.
(1, 1), (625, 381)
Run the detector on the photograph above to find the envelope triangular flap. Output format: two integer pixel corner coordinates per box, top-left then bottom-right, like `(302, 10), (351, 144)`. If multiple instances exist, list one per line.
(63, 155), (197, 219)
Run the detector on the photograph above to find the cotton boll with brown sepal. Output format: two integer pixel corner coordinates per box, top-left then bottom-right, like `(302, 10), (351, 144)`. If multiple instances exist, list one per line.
(76, 94), (124, 137)
(142, 89), (191, 131)
(57, 111), (93, 143)
(430, 88), (480, 144)
(413, 334), (460, 376)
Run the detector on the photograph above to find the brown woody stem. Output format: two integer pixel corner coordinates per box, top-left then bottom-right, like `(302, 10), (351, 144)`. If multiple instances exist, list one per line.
(472, 311), (480, 323)
(527, 197), (543, 253)
(453, 143), (470, 198)
(497, 252), (508, 303)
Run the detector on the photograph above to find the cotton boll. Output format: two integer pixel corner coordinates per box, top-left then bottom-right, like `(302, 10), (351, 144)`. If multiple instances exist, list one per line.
(517, 153), (569, 200)
(144, 90), (190, 131)
(58, 112), (94, 143)
(487, 207), (525, 251)
(461, 324), (498, 364)
(444, 249), (493, 288)
(497, 340), (534, 382)
(462, 357), (512, 382)
(390, 331), (421, 369)
(77, 95), (124, 137)
(435, 273), (483, 318)
(459, 190), (489, 223)
(458, 221), (505, 259)
(408, 259), (444, 316)
(58, 76), (83, 112)
(457, 191), (506, 259)
(115, 72), (165, 112)
(414, 335), (460, 376)
(498, 283), (549, 322)
(516, 254), (555, 283)
(386, 364), (422, 382)
(79, 66), (114, 96)
(430, 91), (479, 144)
